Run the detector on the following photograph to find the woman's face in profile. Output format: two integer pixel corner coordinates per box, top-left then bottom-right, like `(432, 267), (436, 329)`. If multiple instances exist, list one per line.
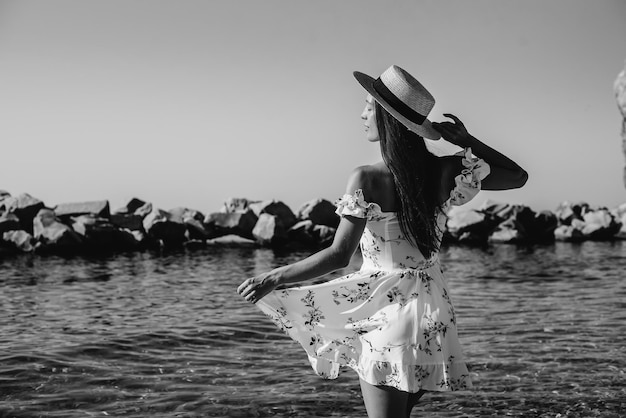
(361, 94), (380, 142)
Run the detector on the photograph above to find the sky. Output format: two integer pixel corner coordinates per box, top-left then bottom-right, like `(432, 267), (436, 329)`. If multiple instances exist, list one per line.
(1, 0), (625, 215)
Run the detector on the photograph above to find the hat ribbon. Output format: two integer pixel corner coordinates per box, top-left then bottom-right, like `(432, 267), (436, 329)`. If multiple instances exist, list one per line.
(372, 78), (427, 125)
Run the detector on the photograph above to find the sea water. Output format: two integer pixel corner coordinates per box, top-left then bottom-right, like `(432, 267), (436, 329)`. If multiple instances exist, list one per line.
(1, 241), (625, 417)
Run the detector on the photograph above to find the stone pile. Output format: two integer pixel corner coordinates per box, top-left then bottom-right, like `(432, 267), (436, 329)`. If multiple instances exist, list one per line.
(444, 200), (626, 244)
(1, 190), (625, 256)
(0, 192), (340, 255)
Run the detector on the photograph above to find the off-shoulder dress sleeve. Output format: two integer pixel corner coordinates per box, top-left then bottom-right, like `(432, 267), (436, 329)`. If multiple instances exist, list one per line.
(447, 147), (491, 207)
(334, 189), (383, 220)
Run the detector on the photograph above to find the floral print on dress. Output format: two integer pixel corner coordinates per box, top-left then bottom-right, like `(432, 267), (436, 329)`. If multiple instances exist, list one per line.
(300, 290), (325, 330)
(386, 286), (406, 306)
(332, 282), (371, 305)
(255, 147), (488, 393)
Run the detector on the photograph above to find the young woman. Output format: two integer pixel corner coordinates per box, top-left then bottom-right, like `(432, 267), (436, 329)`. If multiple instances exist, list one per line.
(238, 65), (527, 418)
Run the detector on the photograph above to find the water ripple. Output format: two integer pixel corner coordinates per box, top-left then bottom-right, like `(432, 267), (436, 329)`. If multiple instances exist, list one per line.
(1, 242), (625, 417)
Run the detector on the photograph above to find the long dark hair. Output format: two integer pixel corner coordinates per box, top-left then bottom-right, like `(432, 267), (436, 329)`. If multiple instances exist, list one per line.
(375, 102), (443, 258)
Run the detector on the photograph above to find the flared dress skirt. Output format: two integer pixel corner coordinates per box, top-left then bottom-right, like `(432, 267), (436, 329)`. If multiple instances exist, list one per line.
(256, 260), (472, 392)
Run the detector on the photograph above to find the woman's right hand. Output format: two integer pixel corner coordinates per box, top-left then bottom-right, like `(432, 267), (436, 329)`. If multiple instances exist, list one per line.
(237, 269), (282, 304)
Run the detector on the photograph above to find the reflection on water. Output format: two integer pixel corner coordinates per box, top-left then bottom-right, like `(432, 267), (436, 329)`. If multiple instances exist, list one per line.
(1, 242), (625, 417)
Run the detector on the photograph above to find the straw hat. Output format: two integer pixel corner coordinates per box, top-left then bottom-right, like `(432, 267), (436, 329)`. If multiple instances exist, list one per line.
(353, 65), (441, 140)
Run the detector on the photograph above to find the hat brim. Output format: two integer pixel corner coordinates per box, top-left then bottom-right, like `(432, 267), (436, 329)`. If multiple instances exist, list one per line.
(353, 71), (441, 140)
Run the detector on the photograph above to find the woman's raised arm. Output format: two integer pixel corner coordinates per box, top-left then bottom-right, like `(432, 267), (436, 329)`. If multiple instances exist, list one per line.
(433, 113), (528, 190)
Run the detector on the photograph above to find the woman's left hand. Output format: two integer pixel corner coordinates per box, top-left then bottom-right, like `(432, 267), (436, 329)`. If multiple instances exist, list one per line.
(237, 271), (281, 304)
(432, 113), (475, 148)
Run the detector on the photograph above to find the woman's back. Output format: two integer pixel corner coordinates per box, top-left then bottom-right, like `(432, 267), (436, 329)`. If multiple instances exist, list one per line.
(352, 197), (443, 271)
(340, 151), (486, 271)
(355, 156), (463, 213)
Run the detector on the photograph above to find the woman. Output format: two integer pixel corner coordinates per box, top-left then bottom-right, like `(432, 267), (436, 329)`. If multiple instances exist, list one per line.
(237, 65), (527, 418)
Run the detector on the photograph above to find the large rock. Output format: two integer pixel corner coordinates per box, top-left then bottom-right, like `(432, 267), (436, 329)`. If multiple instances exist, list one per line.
(168, 206), (204, 222)
(531, 210), (558, 242)
(169, 207), (205, 223)
(2, 230), (35, 252)
(110, 213), (144, 231)
(297, 198), (340, 228)
(169, 207), (211, 241)
(480, 200), (517, 221)
(612, 203), (626, 239)
(488, 205), (557, 244)
(288, 220), (317, 245)
(554, 220), (586, 242)
(287, 220), (336, 247)
(119, 229), (146, 248)
(71, 214), (132, 250)
(488, 217), (523, 243)
(222, 197), (260, 213)
(554, 201), (589, 225)
(0, 212), (22, 235)
(113, 198), (152, 219)
(110, 200), (150, 242)
(0, 190), (10, 208)
(33, 208), (82, 250)
(614, 61), (626, 188)
(113, 198), (148, 215)
(252, 213), (288, 246)
(143, 208), (187, 246)
(204, 209), (258, 239)
(54, 200), (110, 219)
(488, 223), (521, 243)
(581, 208), (621, 240)
(446, 209), (495, 244)
(182, 218), (210, 241)
(313, 224), (336, 247)
(1, 193), (45, 233)
(249, 200), (297, 229)
(134, 202), (153, 218)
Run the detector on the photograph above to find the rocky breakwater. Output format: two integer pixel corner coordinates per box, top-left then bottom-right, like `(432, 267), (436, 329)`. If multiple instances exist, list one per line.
(0, 191), (340, 256)
(2, 190), (625, 256)
(445, 200), (626, 244)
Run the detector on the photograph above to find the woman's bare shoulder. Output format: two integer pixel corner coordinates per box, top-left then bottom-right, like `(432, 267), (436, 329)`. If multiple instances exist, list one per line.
(347, 163), (386, 191)
(346, 162), (395, 209)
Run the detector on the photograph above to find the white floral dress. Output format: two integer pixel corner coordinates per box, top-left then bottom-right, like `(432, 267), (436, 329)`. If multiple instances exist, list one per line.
(256, 148), (490, 393)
